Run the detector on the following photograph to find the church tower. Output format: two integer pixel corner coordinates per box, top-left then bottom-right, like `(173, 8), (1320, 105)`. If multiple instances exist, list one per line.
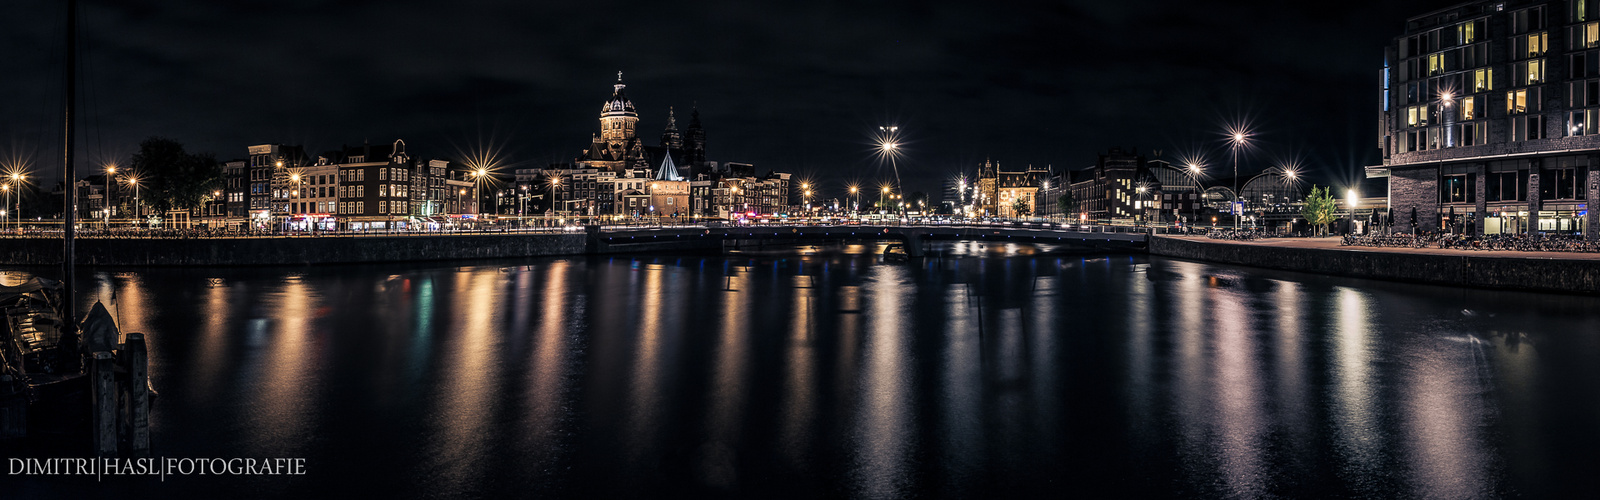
(599, 72), (639, 149)
(685, 107), (706, 163)
(660, 106), (683, 149)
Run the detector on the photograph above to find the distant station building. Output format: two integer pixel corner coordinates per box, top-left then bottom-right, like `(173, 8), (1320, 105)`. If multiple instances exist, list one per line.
(1373, 0), (1600, 238)
(974, 159), (1048, 218)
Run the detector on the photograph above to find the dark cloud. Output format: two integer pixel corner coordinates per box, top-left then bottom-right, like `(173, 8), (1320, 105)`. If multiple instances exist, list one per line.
(2, 0), (1443, 196)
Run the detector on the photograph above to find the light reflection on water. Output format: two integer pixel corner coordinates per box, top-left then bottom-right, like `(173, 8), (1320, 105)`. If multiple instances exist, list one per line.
(6, 243), (1600, 498)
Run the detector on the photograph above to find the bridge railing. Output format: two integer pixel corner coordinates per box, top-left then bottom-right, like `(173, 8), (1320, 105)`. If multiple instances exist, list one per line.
(0, 218), (1161, 239)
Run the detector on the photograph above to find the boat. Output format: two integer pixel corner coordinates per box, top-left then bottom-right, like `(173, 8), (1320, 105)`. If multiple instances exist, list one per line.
(0, 277), (84, 438)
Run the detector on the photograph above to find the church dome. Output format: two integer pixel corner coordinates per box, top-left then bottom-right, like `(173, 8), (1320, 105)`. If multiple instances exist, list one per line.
(601, 72), (637, 117)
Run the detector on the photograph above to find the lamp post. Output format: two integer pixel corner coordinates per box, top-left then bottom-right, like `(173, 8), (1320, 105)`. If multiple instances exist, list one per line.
(125, 175), (140, 227)
(551, 176), (560, 218)
(1, 183), (8, 231)
(1137, 185), (1148, 227)
(1183, 162), (1204, 230)
(11, 172), (25, 231)
(1347, 188), (1358, 235)
(1228, 128), (1251, 231)
(849, 185), (859, 214)
(290, 172), (302, 231)
(878, 126), (903, 196)
(104, 164), (115, 228)
(520, 184), (528, 220)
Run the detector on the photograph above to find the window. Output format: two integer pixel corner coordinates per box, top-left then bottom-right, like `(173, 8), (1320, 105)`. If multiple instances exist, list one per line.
(1541, 167), (1581, 199)
(1461, 96), (1477, 120)
(379, 168), (388, 181)
(1407, 105), (1427, 126)
(1516, 32), (1548, 58)
(1512, 6), (1544, 35)
(1511, 114), (1545, 141)
(1442, 174), (1470, 204)
(357, 186), (365, 197)
(1573, 109), (1599, 135)
(379, 201), (387, 213)
(1515, 59), (1545, 84)
(1576, 1), (1598, 23)
(356, 202), (364, 213)
(1460, 19), (1482, 43)
(1506, 88), (1537, 114)
(1428, 53), (1445, 76)
(1471, 68), (1493, 92)
(1578, 22), (1600, 49)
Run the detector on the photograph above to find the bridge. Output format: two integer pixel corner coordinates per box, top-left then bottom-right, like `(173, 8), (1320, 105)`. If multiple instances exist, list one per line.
(588, 223), (1149, 257)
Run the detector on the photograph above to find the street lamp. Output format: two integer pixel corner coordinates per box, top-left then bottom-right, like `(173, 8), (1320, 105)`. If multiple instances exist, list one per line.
(1137, 185), (1148, 227)
(1, 183), (8, 231)
(549, 176), (561, 217)
(1347, 188), (1358, 235)
(124, 175), (141, 224)
(1182, 162), (1204, 229)
(1227, 126), (1252, 231)
(104, 164), (115, 227)
(849, 185), (859, 213)
(877, 126), (903, 197)
(290, 173), (302, 230)
(9, 172), (24, 230)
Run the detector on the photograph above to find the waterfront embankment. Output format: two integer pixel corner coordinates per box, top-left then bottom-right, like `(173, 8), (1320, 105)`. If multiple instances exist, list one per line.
(1149, 235), (1600, 294)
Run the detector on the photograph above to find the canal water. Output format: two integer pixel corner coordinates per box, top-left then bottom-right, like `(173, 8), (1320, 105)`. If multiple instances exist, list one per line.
(4, 242), (1600, 498)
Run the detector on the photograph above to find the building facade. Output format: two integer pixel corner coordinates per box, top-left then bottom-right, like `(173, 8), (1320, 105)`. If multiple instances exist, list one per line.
(1374, 0), (1600, 238)
(1068, 148), (1163, 223)
(975, 159), (1048, 217)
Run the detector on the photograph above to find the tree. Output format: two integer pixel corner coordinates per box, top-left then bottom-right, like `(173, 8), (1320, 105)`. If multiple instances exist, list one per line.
(1300, 184), (1337, 236)
(1011, 196), (1032, 217)
(1057, 191), (1074, 216)
(129, 137), (224, 215)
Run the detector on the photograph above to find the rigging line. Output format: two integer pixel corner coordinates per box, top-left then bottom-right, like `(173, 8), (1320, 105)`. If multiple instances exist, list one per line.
(77, 2), (106, 168)
(28, 9), (69, 183)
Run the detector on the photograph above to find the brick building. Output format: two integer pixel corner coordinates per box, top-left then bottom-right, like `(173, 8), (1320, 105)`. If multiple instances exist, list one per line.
(1373, 0), (1600, 237)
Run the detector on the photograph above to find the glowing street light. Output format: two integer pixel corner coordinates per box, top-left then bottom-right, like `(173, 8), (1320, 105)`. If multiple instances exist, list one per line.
(876, 126), (904, 197)
(849, 185), (859, 212)
(1225, 124), (1252, 231)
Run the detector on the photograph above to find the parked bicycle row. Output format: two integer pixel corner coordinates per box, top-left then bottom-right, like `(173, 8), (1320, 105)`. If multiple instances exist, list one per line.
(1343, 232), (1600, 253)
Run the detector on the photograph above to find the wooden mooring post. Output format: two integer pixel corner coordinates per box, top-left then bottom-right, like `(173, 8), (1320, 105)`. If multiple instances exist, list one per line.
(123, 333), (150, 456)
(91, 351), (116, 457)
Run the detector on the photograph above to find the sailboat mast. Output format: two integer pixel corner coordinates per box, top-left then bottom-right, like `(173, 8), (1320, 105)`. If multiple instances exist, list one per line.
(62, 0), (77, 332)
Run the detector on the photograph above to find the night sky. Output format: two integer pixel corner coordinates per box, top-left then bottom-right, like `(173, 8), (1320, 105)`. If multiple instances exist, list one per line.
(3, 0), (1443, 198)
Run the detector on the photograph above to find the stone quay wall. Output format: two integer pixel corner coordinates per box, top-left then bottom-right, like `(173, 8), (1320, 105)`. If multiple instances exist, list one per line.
(1149, 236), (1600, 294)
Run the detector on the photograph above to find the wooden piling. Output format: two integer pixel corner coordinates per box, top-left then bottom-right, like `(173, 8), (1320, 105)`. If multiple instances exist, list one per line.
(124, 333), (150, 456)
(91, 351), (116, 457)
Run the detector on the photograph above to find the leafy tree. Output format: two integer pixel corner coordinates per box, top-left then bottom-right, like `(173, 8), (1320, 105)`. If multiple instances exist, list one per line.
(1056, 191), (1074, 215)
(1300, 184), (1337, 236)
(1011, 196), (1032, 217)
(129, 137), (223, 214)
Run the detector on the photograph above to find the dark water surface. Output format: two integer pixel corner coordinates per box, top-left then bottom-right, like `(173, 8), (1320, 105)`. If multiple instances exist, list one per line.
(5, 242), (1600, 498)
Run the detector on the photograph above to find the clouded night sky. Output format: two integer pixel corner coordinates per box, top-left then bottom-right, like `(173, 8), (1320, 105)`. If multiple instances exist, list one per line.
(4, 0), (1443, 197)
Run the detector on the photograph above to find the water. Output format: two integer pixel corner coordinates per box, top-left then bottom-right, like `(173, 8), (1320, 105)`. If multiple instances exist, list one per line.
(5, 241), (1600, 498)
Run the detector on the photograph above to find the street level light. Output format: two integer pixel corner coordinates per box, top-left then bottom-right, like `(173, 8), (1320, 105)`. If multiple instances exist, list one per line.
(1226, 126), (1252, 231)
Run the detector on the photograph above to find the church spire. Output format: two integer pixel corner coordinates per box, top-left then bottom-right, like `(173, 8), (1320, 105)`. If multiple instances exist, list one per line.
(660, 106), (683, 149)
